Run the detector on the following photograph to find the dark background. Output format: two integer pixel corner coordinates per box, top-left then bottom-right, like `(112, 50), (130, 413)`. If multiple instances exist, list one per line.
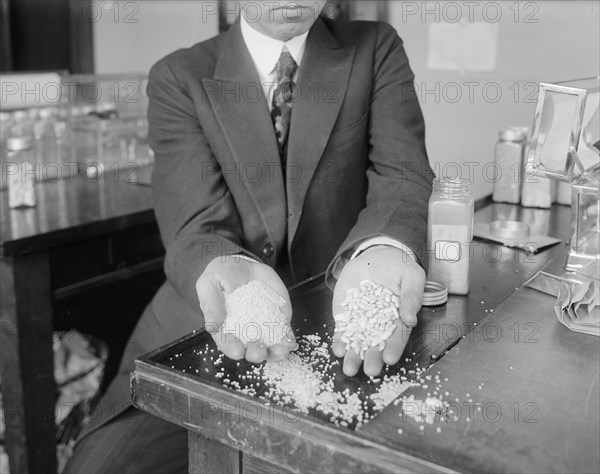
(1, 0), (94, 73)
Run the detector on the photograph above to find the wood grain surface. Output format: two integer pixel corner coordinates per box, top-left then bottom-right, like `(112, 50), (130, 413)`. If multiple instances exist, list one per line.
(0, 168), (154, 258)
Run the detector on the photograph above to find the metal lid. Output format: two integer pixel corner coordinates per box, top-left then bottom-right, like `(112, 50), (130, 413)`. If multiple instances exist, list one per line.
(422, 281), (449, 307)
(499, 127), (527, 142)
(490, 220), (531, 240)
(6, 135), (34, 151)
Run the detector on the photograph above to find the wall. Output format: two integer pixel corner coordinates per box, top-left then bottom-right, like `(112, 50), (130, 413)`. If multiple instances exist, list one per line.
(93, 1), (219, 75)
(93, 1), (600, 199)
(388, 0), (599, 198)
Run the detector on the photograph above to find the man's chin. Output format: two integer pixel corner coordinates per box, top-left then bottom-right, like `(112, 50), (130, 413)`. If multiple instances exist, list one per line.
(271, 22), (313, 41)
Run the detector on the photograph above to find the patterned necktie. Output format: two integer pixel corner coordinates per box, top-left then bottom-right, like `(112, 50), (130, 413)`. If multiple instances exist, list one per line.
(271, 49), (298, 159)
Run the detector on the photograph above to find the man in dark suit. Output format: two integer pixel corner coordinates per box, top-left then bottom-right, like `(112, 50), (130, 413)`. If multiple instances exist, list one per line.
(65, 1), (433, 472)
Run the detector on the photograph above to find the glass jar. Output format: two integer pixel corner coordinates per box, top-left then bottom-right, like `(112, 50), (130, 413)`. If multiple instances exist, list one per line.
(427, 178), (474, 295)
(493, 127), (526, 204)
(33, 107), (72, 181)
(0, 112), (14, 190)
(6, 135), (37, 208)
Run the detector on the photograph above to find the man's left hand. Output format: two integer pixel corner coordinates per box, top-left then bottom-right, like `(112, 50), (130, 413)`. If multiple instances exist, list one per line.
(332, 246), (426, 377)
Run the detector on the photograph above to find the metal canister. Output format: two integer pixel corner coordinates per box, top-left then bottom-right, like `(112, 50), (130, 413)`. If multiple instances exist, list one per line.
(492, 127), (526, 204)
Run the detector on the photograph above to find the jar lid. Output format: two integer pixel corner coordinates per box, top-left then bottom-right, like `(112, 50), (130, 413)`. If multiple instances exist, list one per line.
(6, 135), (34, 151)
(422, 281), (449, 307)
(499, 127), (527, 142)
(490, 220), (531, 240)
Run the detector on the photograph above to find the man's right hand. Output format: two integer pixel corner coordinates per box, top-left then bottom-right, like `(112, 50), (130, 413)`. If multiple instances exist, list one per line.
(195, 255), (297, 363)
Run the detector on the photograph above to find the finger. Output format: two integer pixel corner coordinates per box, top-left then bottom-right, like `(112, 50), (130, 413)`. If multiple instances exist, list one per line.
(363, 347), (384, 377)
(382, 323), (412, 366)
(263, 322), (298, 361)
(266, 343), (295, 361)
(268, 324), (298, 358)
(214, 331), (245, 360)
(245, 342), (268, 363)
(397, 271), (426, 328)
(343, 350), (362, 377)
(280, 297), (293, 322)
(331, 266), (356, 317)
(332, 331), (347, 358)
(331, 284), (351, 318)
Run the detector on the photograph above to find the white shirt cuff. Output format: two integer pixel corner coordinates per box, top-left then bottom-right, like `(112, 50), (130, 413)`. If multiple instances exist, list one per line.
(350, 237), (417, 263)
(231, 254), (260, 264)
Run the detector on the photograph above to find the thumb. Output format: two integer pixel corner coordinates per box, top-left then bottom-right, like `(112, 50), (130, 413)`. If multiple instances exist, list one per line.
(331, 264), (354, 314)
(396, 269), (425, 329)
(196, 273), (226, 333)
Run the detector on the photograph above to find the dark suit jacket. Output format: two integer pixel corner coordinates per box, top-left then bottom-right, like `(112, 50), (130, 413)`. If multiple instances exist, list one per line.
(150, 17), (432, 317)
(81, 17), (432, 438)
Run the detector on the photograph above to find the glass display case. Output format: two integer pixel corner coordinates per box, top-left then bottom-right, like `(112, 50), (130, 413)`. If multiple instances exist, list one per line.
(61, 74), (153, 177)
(570, 163), (600, 278)
(526, 77), (600, 279)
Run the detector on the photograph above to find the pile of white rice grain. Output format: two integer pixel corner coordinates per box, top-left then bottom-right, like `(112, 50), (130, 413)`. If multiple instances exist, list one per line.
(190, 333), (465, 431)
(370, 374), (418, 411)
(190, 280), (469, 432)
(261, 335), (370, 426)
(223, 280), (288, 347)
(335, 280), (401, 359)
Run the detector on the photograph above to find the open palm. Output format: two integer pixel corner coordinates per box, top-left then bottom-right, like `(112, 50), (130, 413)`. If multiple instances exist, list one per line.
(196, 256), (297, 363)
(332, 246), (425, 377)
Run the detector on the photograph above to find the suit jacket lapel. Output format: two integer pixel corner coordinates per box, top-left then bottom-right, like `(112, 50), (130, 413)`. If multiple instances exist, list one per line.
(202, 23), (287, 249)
(286, 19), (356, 246)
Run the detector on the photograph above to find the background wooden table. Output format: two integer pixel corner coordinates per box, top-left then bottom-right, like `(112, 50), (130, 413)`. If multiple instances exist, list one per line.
(133, 203), (598, 473)
(0, 169), (164, 474)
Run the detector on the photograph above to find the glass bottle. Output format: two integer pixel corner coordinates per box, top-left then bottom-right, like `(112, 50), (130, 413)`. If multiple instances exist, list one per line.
(33, 108), (58, 181)
(521, 122), (555, 208)
(493, 127), (526, 204)
(427, 178), (474, 295)
(54, 106), (73, 179)
(33, 107), (71, 181)
(0, 112), (14, 190)
(6, 135), (37, 208)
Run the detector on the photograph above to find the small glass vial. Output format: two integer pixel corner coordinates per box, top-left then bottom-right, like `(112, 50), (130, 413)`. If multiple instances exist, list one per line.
(427, 178), (474, 295)
(493, 127), (526, 204)
(6, 135), (37, 208)
(0, 112), (14, 190)
(34, 108), (59, 181)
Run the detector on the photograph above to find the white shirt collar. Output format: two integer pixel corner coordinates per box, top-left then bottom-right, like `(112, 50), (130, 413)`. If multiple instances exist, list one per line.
(240, 13), (309, 79)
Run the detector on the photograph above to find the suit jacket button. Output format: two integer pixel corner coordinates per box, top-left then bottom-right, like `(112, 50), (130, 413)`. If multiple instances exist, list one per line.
(262, 244), (274, 258)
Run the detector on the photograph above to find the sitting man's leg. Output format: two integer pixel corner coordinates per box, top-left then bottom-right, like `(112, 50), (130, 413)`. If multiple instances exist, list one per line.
(63, 407), (187, 474)
(64, 290), (202, 474)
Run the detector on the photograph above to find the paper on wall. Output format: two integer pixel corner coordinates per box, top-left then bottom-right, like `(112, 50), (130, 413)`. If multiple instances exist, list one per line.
(427, 21), (499, 73)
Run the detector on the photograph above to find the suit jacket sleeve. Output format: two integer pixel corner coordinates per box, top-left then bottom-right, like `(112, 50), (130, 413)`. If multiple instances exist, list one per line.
(148, 59), (259, 313)
(327, 23), (434, 285)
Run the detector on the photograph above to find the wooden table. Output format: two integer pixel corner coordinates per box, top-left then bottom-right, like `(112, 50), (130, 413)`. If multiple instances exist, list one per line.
(0, 170), (163, 474)
(132, 203), (599, 473)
